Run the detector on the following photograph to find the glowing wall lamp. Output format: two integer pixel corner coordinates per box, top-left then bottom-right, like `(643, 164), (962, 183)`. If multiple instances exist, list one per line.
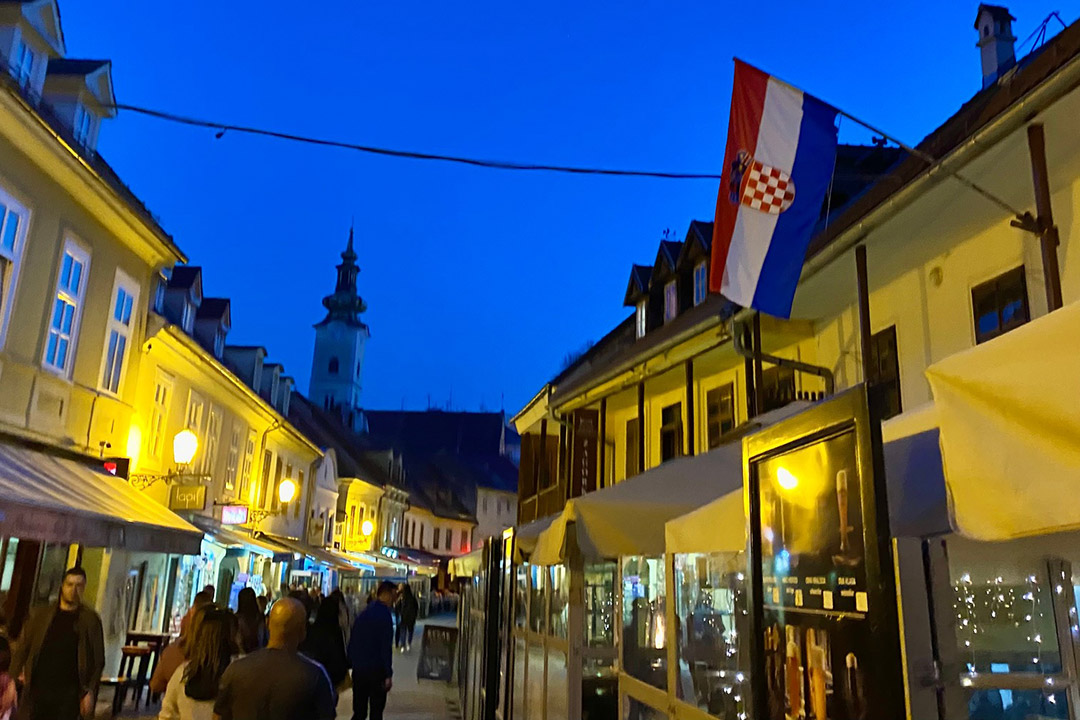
(361, 519), (375, 537)
(278, 477), (298, 504)
(130, 429), (210, 490)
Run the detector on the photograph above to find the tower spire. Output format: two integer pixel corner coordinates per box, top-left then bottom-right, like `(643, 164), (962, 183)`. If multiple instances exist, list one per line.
(317, 226), (367, 326)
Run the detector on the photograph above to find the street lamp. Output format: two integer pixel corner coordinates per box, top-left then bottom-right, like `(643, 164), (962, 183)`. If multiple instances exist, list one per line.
(249, 479), (299, 524)
(278, 478), (297, 504)
(129, 429), (210, 490)
(361, 519), (375, 537)
(172, 429), (198, 465)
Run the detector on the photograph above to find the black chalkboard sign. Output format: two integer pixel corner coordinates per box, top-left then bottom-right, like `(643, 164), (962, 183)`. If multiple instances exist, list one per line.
(416, 624), (459, 681)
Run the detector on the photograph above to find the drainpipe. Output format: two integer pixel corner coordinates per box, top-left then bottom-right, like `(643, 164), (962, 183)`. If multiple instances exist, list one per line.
(731, 312), (835, 396)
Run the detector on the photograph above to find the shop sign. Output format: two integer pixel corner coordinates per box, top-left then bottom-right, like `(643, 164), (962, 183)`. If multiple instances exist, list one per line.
(745, 386), (903, 720)
(221, 505), (249, 525)
(570, 408), (599, 496)
(169, 484), (207, 511)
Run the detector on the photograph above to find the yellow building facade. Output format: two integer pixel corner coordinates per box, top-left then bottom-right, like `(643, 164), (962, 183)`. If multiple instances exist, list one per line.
(515, 37), (1080, 523)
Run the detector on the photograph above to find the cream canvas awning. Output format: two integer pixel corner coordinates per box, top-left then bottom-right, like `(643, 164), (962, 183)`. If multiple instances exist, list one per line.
(528, 403), (808, 565)
(926, 299), (1080, 541)
(664, 489), (746, 555)
(0, 440), (202, 554)
(449, 547), (485, 578)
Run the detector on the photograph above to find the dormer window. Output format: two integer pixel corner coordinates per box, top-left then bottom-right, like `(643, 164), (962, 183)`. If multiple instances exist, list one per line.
(213, 329), (225, 358)
(693, 262), (707, 306)
(635, 300), (647, 339)
(73, 104), (94, 146)
(180, 300), (194, 333)
(664, 280), (678, 323)
(13, 40), (34, 88)
(328, 357), (339, 374)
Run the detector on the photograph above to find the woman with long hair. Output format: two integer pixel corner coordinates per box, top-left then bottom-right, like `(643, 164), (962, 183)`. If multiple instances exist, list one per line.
(235, 587), (267, 654)
(158, 607), (238, 720)
(299, 592), (349, 689)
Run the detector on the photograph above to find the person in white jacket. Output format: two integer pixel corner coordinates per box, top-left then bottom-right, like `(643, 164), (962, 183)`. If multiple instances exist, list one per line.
(159, 607), (238, 720)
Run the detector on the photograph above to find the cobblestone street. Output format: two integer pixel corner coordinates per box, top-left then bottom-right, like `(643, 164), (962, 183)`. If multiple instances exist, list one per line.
(106, 615), (458, 720)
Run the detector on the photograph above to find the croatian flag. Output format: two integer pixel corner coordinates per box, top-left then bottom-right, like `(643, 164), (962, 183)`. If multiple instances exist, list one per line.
(710, 60), (839, 318)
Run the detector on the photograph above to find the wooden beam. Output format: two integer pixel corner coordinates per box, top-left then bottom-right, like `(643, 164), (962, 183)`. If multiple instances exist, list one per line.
(1026, 123), (1065, 312)
(598, 397), (607, 489)
(856, 245), (874, 385)
(637, 382), (646, 473)
(684, 360), (695, 456)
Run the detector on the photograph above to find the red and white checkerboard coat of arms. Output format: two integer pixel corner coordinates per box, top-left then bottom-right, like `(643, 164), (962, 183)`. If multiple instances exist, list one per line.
(737, 157), (796, 214)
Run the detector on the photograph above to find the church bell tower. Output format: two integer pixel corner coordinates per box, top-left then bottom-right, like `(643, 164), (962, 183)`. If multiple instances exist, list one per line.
(309, 228), (369, 428)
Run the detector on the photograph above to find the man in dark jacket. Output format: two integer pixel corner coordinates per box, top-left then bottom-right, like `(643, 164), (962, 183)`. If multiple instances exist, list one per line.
(348, 581), (398, 720)
(12, 567), (105, 720)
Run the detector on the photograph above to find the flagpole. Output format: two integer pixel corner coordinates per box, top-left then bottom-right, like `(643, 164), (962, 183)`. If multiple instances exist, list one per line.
(741, 58), (1029, 221)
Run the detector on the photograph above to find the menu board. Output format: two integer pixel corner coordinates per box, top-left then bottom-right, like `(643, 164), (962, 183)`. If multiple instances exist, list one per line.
(754, 429), (876, 720)
(416, 625), (459, 681)
(758, 430), (866, 617)
(747, 380), (922, 720)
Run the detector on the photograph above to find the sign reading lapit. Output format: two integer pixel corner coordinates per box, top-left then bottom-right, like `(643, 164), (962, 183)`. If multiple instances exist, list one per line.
(169, 484), (207, 511)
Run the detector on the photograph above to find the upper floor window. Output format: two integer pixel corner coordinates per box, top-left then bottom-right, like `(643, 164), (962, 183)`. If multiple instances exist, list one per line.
(664, 280), (678, 323)
(213, 329), (225, 358)
(445, 529), (452, 551)
(635, 300), (646, 339)
(972, 266), (1029, 345)
(148, 371), (174, 459)
(625, 417), (640, 478)
(224, 424), (242, 493)
(203, 406), (222, 475)
(693, 262), (708, 306)
(434, 527), (441, 549)
(100, 270), (138, 395)
(180, 300), (194, 333)
(13, 40), (34, 88)
(660, 402), (683, 462)
(460, 530), (469, 553)
(0, 190), (29, 350)
(328, 356), (339, 374)
(44, 239), (90, 376)
(73, 105), (94, 146)
(869, 325), (902, 420)
(706, 383), (736, 449)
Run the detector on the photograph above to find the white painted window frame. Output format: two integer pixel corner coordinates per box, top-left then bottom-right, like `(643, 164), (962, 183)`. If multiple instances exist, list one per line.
(0, 184), (30, 351)
(43, 236), (91, 378)
(635, 300), (647, 339)
(693, 261), (707, 306)
(98, 268), (139, 396)
(148, 370), (174, 460)
(663, 279), (678, 323)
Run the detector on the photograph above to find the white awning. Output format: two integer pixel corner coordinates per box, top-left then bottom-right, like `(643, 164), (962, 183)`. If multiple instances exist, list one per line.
(926, 300), (1080, 541)
(0, 440), (202, 554)
(528, 403), (808, 565)
(664, 489), (746, 555)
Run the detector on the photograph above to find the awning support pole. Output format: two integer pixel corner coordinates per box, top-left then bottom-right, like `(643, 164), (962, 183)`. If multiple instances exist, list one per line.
(731, 316), (836, 396)
(856, 245), (875, 385)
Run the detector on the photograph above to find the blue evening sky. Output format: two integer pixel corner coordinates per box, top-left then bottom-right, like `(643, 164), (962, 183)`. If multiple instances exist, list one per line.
(61, 2), (1073, 415)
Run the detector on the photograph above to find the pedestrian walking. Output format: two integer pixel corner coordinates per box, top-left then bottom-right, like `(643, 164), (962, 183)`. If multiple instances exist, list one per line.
(212, 597), (336, 720)
(235, 587), (267, 654)
(348, 581), (398, 720)
(395, 584), (419, 652)
(11, 566), (104, 720)
(299, 593), (349, 690)
(151, 591), (215, 694)
(159, 607), (237, 720)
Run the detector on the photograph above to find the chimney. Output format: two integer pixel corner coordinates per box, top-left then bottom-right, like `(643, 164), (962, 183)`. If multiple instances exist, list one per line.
(975, 4), (1017, 89)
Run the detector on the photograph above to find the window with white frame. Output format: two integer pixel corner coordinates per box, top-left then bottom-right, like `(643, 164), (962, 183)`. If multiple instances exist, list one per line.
(239, 429), (256, 498)
(693, 261), (707, 306)
(213, 329), (225, 358)
(0, 189), (29, 350)
(635, 300), (646, 339)
(148, 371), (173, 459)
(180, 301), (194, 333)
(185, 391), (206, 468)
(224, 423), (242, 492)
(664, 280), (678, 322)
(203, 406), (222, 475)
(72, 105), (94, 146)
(13, 40), (34, 88)
(100, 271), (138, 395)
(43, 240), (90, 376)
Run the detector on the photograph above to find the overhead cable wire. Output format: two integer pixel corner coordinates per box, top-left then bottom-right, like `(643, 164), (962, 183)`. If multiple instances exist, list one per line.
(109, 103), (724, 180)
